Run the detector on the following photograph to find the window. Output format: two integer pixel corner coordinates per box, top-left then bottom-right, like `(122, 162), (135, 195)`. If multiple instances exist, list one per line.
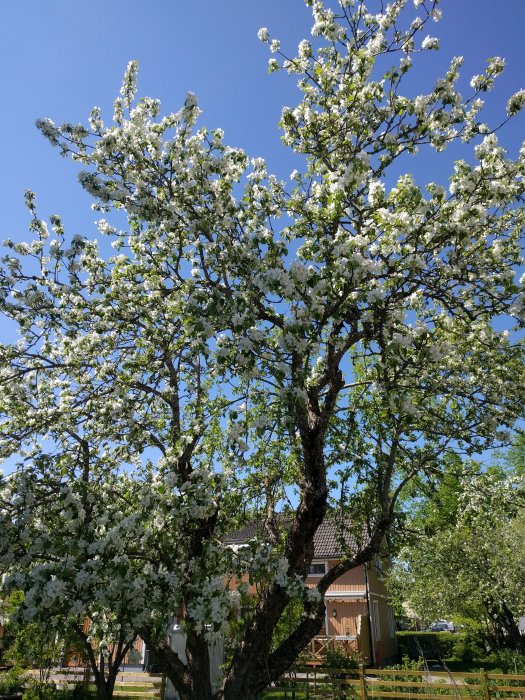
(387, 604), (396, 638)
(372, 600), (381, 641)
(308, 562), (326, 576)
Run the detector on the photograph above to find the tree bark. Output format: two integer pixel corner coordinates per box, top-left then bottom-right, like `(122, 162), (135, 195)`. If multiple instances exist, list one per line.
(141, 628), (213, 700)
(485, 598), (525, 653)
(72, 625), (136, 700)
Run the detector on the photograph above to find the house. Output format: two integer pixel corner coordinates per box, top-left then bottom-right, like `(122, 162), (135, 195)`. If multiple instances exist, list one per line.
(78, 517), (397, 674)
(226, 517), (398, 666)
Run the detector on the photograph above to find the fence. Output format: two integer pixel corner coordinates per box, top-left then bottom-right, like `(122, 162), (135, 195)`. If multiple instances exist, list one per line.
(51, 669), (166, 700)
(270, 666), (525, 700)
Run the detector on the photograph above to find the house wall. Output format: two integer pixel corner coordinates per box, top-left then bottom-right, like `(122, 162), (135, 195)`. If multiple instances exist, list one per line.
(369, 593), (397, 665)
(328, 561), (367, 591)
(367, 558), (391, 599)
(367, 561), (398, 665)
(326, 601), (368, 637)
(120, 637), (146, 666)
(305, 559), (397, 666)
(231, 556), (397, 666)
(305, 560), (366, 592)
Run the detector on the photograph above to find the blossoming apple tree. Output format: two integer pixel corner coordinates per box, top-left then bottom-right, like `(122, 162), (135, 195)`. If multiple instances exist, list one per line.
(1, 1), (525, 698)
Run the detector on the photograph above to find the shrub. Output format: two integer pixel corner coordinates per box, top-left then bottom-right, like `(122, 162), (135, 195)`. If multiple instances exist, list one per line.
(376, 657), (425, 697)
(21, 683), (92, 700)
(22, 681), (62, 700)
(0, 667), (25, 695)
(451, 639), (476, 663)
(396, 631), (457, 660)
(325, 648), (361, 670)
(386, 656), (425, 671)
(488, 649), (525, 674)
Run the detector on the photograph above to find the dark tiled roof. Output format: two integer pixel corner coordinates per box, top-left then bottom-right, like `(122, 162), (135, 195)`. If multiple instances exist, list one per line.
(225, 514), (360, 559)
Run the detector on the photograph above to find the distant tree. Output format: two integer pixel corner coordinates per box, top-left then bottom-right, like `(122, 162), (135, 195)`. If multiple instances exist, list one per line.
(1, 1), (525, 699)
(505, 432), (525, 476)
(1, 590), (134, 700)
(391, 460), (525, 652)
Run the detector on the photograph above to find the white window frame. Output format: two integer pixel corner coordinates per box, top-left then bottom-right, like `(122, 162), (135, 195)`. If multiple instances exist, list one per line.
(387, 604), (396, 638)
(308, 561), (327, 576)
(372, 599), (381, 641)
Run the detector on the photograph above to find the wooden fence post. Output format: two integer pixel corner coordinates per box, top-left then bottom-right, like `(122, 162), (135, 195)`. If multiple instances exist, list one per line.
(305, 667), (310, 700)
(359, 663), (368, 700)
(480, 668), (490, 700)
(159, 672), (167, 700)
(82, 665), (91, 691)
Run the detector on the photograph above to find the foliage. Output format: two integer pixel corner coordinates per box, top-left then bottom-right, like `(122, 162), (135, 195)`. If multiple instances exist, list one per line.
(504, 433), (525, 477)
(1, 595), (89, 690)
(386, 656), (425, 671)
(21, 683), (93, 700)
(22, 683), (63, 700)
(270, 599), (305, 654)
(396, 632), (457, 660)
(0, 591), (23, 663)
(5, 624), (66, 683)
(1, 1), (525, 699)
(0, 667), (25, 696)
(451, 639), (476, 664)
(391, 460), (525, 652)
(323, 650), (362, 697)
(375, 657), (427, 698)
(488, 650), (525, 675)
(325, 648), (362, 670)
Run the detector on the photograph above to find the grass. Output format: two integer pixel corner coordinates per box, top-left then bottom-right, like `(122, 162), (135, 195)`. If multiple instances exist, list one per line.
(259, 693), (308, 699)
(440, 658), (502, 673)
(62, 685), (160, 700)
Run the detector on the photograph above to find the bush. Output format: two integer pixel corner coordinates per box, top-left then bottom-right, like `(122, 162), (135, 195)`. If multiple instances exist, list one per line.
(488, 649), (525, 674)
(385, 656), (425, 672)
(325, 648), (361, 670)
(396, 631), (457, 660)
(20, 681), (92, 700)
(375, 657), (425, 697)
(0, 667), (25, 695)
(22, 682), (62, 700)
(452, 639), (476, 663)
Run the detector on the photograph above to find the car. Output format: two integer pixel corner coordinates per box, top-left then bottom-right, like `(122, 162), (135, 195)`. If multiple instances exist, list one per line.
(430, 620), (455, 632)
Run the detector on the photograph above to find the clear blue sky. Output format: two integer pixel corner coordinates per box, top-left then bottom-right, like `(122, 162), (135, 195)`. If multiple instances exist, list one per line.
(1, 0), (524, 248)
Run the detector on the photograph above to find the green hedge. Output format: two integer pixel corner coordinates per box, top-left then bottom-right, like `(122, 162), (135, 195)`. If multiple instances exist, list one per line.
(396, 631), (459, 660)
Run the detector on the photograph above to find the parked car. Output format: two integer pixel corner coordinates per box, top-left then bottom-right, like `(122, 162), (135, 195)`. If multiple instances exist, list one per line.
(430, 620), (455, 632)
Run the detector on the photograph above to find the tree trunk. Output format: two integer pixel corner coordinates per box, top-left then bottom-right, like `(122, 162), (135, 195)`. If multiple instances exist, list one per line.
(71, 625), (136, 700)
(92, 652), (123, 700)
(147, 372), (354, 699)
(219, 599), (326, 700)
(219, 409), (332, 699)
(486, 598), (525, 653)
(141, 628), (213, 700)
(183, 631), (213, 700)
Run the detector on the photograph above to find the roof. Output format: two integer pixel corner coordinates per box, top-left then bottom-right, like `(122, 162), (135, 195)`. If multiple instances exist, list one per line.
(225, 514), (361, 559)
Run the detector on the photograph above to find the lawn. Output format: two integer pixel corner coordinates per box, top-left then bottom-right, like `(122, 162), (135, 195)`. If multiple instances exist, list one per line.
(441, 659), (502, 673)
(260, 693), (308, 699)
